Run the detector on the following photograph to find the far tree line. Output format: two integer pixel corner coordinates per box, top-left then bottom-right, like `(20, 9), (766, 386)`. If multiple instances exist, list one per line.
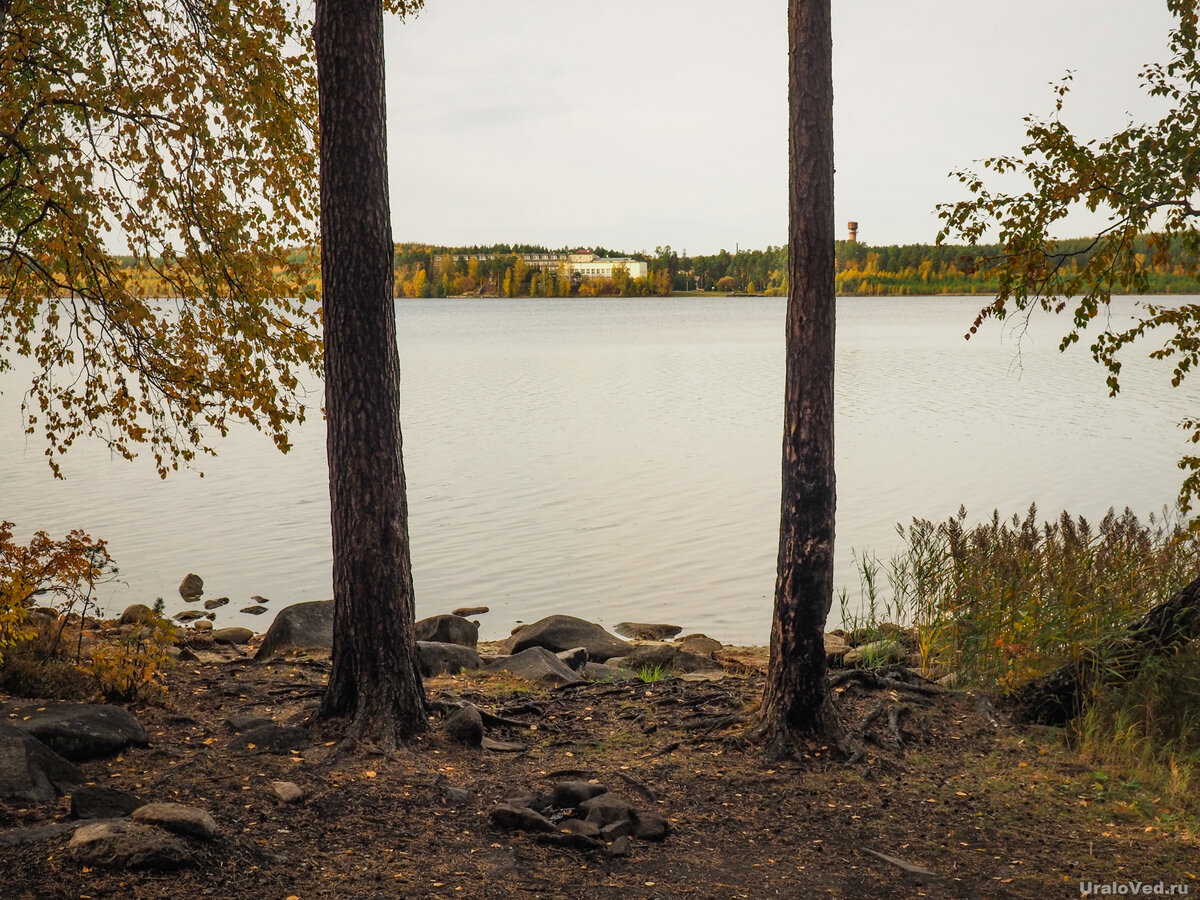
(394, 235), (1200, 298)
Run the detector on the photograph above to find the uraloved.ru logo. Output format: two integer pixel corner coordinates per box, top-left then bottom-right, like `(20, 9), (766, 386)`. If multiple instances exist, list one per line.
(1079, 882), (1189, 896)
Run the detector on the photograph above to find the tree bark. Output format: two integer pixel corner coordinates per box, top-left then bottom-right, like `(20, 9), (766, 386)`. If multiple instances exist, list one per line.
(757, 0), (837, 749)
(1009, 575), (1200, 725)
(314, 0), (427, 745)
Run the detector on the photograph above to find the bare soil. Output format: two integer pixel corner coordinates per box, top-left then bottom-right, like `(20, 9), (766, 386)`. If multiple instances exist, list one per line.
(1, 646), (1196, 899)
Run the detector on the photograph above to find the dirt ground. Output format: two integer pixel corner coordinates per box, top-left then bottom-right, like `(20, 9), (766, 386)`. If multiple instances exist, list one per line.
(1, 646), (1196, 900)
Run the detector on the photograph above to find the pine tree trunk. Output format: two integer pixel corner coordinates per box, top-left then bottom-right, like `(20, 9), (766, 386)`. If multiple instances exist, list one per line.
(758, 0), (837, 749)
(314, 0), (427, 745)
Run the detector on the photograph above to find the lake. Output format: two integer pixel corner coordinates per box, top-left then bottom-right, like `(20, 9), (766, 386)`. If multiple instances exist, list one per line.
(2, 295), (1195, 644)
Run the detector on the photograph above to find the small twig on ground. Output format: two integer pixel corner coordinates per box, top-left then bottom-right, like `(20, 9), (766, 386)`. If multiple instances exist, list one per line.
(642, 741), (680, 760)
(860, 846), (939, 877)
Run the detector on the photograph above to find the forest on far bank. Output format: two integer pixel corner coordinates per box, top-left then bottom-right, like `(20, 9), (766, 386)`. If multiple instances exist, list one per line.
(391, 236), (1200, 298)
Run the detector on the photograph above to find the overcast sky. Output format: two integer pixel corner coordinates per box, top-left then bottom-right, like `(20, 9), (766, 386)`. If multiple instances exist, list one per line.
(382, 0), (1177, 255)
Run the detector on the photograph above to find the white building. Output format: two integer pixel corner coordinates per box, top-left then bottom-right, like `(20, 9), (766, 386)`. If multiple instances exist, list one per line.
(460, 251), (648, 281)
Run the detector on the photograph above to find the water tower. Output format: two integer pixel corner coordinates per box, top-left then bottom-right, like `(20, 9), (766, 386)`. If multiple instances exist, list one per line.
(847, 221), (859, 243)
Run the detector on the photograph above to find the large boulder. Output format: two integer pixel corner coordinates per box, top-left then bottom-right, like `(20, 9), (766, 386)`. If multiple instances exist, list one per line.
(7, 704), (149, 761)
(417, 641), (481, 677)
(253, 600), (334, 660)
(178, 573), (204, 600)
(0, 721), (84, 803)
(211, 626), (254, 646)
(68, 821), (192, 870)
(71, 786), (145, 820)
(500, 615), (631, 662)
(485, 647), (584, 687)
(415, 614), (478, 649)
(614, 622), (682, 641)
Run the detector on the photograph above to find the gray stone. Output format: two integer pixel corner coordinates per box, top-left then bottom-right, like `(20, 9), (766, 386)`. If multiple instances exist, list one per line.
(71, 786), (143, 820)
(178, 573), (204, 600)
(844, 639), (906, 668)
(481, 737), (528, 753)
(630, 809), (669, 840)
(253, 600), (334, 660)
(272, 781), (304, 803)
(489, 802), (556, 833)
(617, 643), (722, 675)
(582, 662), (635, 682)
(551, 781), (607, 808)
(240, 605), (269, 615)
(600, 820), (632, 840)
(559, 818), (601, 839)
(485, 647), (584, 687)
(677, 633), (723, 656)
(203, 597), (229, 610)
(225, 714), (272, 733)
(415, 614), (479, 649)
(824, 632), (851, 664)
(417, 641), (481, 677)
(614, 622), (682, 641)
(118, 604), (155, 626)
(452, 606), (489, 617)
(578, 793), (635, 828)
(174, 609), (207, 623)
(191, 620), (213, 632)
(555, 647), (589, 671)
(132, 803), (218, 840)
(607, 834), (632, 857)
(0, 821), (80, 847)
(0, 721), (84, 803)
(250, 595), (271, 604)
(443, 704), (483, 746)
(68, 821), (192, 870)
(500, 615), (632, 662)
(212, 626), (254, 646)
(230, 725), (310, 752)
(8, 704), (149, 761)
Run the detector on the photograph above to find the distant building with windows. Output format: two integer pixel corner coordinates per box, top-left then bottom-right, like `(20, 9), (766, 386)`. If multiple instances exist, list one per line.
(459, 251), (648, 281)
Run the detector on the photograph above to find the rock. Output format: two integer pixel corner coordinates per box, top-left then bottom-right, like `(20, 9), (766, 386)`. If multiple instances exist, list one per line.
(0, 821), (79, 848)
(0, 721), (84, 803)
(677, 633), (722, 656)
(555, 647), (588, 671)
(612, 643), (722, 675)
(551, 781), (607, 808)
(614, 622), (682, 641)
(191, 619), (213, 632)
(582, 662), (635, 682)
(132, 803), (218, 840)
(485, 647), (584, 688)
(178, 573), (204, 600)
(71, 786), (144, 820)
(417, 641), (481, 677)
(578, 793), (635, 828)
(68, 821), (192, 870)
(676, 671), (726, 682)
(559, 818), (601, 839)
(118, 604), (155, 626)
(414, 614), (478, 649)
(272, 781), (304, 804)
(443, 704), (484, 747)
(844, 639), (907, 668)
(253, 600), (334, 660)
(8, 704), (149, 761)
(203, 597), (229, 610)
(240, 605), (269, 615)
(211, 626), (254, 646)
(630, 809), (669, 840)
(452, 606), (489, 617)
(489, 802), (556, 833)
(938, 671), (959, 688)
(824, 632), (851, 664)
(224, 714), (273, 733)
(173, 609), (207, 623)
(230, 725), (310, 753)
(500, 615), (632, 662)
(607, 835), (632, 857)
(600, 820), (632, 840)
(251, 595), (271, 603)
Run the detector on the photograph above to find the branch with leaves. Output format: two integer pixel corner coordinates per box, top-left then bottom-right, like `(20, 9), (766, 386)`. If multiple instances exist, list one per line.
(938, 0), (1200, 512)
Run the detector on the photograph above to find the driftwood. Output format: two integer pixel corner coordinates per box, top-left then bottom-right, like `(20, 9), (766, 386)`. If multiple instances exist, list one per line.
(1008, 574), (1200, 725)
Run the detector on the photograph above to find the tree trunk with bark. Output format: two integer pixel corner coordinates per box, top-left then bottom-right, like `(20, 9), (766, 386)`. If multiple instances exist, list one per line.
(757, 0), (838, 750)
(314, 0), (428, 745)
(1009, 574), (1200, 725)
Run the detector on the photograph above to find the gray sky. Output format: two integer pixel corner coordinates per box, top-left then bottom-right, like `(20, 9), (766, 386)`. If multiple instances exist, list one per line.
(383, 1), (1176, 254)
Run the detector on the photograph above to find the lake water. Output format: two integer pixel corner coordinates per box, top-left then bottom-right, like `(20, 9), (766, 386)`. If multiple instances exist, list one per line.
(2, 295), (1196, 644)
